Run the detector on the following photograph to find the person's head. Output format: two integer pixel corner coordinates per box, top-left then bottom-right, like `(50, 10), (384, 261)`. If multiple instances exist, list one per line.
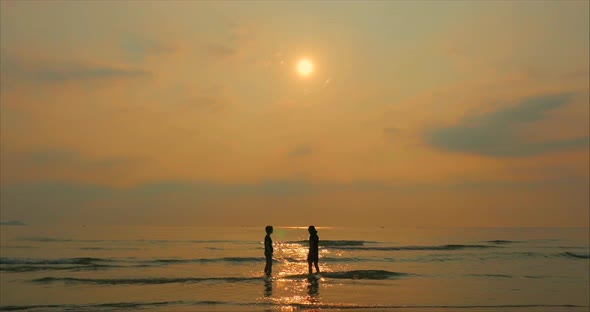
(308, 225), (317, 235)
(265, 225), (273, 234)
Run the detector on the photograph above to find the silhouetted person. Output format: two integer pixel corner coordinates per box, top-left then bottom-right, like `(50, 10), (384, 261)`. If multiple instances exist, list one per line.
(307, 225), (320, 274)
(264, 225), (274, 275)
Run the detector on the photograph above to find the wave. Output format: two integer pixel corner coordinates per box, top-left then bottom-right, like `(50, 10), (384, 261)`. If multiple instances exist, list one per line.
(270, 303), (585, 310)
(138, 239), (257, 245)
(31, 270), (413, 285)
(335, 244), (499, 251)
(483, 240), (520, 244)
(79, 247), (142, 250)
(0, 257), (133, 273)
(1, 257), (268, 272)
(5, 249), (584, 273)
(18, 237), (256, 244)
(19, 237), (75, 242)
(153, 257), (262, 263)
(1, 256), (270, 265)
(268, 303), (586, 310)
(0, 246), (35, 249)
(468, 273), (549, 279)
(275, 257), (383, 264)
(1, 301), (583, 311)
(0, 257), (112, 265)
(468, 273), (513, 278)
(31, 276), (263, 285)
(0, 264), (119, 273)
(322, 270), (410, 280)
(163, 256), (401, 264)
(282, 270), (412, 280)
(321, 256), (373, 263)
(0, 300), (196, 311)
(561, 252), (590, 259)
(285, 240), (373, 247)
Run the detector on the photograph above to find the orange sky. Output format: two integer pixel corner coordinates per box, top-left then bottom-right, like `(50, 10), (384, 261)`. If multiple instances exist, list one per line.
(1, 1), (588, 227)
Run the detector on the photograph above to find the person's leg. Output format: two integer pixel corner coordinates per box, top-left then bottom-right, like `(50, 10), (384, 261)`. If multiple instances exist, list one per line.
(314, 260), (320, 273)
(264, 256), (268, 274)
(265, 257), (272, 274)
(308, 260), (313, 274)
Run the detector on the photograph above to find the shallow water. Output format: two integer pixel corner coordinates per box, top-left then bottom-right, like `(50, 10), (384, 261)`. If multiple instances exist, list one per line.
(1, 226), (588, 311)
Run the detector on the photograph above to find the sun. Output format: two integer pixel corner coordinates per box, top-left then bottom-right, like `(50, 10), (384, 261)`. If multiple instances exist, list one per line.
(297, 58), (314, 77)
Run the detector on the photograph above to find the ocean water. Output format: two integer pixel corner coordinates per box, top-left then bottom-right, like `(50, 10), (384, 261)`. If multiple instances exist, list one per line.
(0, 226), (588, 312)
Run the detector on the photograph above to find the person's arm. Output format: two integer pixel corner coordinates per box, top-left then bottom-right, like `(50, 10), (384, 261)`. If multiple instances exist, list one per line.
(265, 236), (273, 253)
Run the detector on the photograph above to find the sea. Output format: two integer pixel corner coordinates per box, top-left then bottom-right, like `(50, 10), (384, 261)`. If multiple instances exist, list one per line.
(0, 225), (588, 312)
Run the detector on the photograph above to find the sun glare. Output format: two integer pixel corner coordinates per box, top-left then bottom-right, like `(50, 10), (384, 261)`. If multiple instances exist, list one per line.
(297, 59), (314, 77)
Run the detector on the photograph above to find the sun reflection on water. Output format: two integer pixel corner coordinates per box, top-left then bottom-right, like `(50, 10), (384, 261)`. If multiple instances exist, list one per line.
(256, 240), (346, 310)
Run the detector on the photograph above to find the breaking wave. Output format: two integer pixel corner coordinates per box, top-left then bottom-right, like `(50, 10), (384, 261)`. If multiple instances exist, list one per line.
(335, 244), (499, 251)
(561, 252), (590, 259)
(31, 276), (263, 285)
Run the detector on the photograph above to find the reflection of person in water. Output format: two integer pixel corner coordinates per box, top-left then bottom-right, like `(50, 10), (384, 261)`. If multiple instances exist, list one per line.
(264, 277), (272, 297)
(264, 226), (274, 275)
(307, 276), (319, 299)
(307, 225), (320, 274)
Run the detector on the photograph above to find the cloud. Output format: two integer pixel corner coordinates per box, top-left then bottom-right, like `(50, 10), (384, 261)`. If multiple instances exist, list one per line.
(121, 37), (178, 63)
(0, 54), (151, 85)
(0, 180), (317, 218)
(3, 177), (587, 226)
(5, 148), (135, 173)
(288, 144), (313, 158)
(0, 181), (115, 222)
(0, 178), (370, 208)
(383, 127), (400, 135)
(203, 43), (237, 60)
(187, 95), (227, 112)
(24, 149), (77, 166)
(201, 23), (257, 61)
(426, 93), (590, 157)
(179, 85), (231, 113)
(0, 179), (333, 225)
(33, 63), (149, 83)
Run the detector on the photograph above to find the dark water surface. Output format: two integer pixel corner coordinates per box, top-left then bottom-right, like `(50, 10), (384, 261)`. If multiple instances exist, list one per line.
(1, 226), (588, 311)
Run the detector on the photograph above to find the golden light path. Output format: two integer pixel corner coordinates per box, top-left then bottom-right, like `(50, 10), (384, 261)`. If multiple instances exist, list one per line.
(254, 240), (348, 310)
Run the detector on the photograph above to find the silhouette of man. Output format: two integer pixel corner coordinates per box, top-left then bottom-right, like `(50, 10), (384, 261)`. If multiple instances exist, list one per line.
(307, 225), (320, 274)
(264, 225), (274, 275)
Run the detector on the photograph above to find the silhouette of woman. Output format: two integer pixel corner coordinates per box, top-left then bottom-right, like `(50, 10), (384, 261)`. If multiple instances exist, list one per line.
(307, 225), (320, 274)
(264, 225), (273, 275)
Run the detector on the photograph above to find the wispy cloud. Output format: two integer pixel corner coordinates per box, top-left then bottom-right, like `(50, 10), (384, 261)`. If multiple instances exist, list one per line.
(1, 54), (151, 85)
(426, 93), (589, 157)
(0, 180), (318, 214)
(202, 23), (256, 61)
(203, 43), (237, 60)
(288, 144), (313, 158)
(121, 37), (178, 63)
(383, 127), (400, 135)
(179, 85), (231, 113)
(8, 148), (135, 171)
